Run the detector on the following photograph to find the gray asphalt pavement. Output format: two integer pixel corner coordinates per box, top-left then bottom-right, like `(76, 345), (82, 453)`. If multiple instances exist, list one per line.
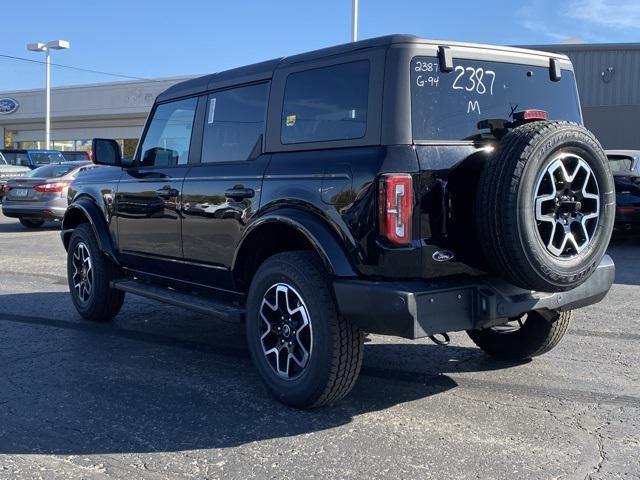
(0, 213), (638, 480)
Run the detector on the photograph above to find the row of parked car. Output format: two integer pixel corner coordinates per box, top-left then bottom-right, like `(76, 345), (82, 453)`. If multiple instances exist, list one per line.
(0, 149), (90, 196)
(0, 149), (94, 226)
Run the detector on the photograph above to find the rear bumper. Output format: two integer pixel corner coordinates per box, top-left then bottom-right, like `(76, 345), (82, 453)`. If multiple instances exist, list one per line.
(333, 255), (615, 339)
(1, 204), (66, 219)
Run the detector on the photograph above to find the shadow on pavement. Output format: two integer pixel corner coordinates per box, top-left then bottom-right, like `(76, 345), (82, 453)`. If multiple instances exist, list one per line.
(0, 291), (523, 455)
(0, 218), (61, 233)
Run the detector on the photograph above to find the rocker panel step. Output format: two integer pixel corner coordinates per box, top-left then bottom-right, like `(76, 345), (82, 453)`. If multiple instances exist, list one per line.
(111, 279), (244, 322)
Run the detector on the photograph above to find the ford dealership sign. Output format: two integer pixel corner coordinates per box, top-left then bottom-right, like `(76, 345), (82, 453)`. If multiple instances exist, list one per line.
(0, 98), (19, 115)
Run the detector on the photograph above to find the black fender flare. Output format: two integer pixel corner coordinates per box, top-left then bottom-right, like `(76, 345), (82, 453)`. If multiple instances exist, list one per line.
(233, 208), (358, 277)
(61, 198), (119, 265)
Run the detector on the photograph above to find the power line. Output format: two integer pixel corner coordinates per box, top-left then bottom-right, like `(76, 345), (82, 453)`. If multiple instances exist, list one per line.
(0, 53), (149, 81)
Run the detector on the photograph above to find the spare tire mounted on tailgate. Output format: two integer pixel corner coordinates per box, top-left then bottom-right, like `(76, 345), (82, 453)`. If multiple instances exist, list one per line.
(476, 120), (615, 292)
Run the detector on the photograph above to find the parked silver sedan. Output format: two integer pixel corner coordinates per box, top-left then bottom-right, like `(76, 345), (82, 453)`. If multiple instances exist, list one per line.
(2, 161), (98, 228)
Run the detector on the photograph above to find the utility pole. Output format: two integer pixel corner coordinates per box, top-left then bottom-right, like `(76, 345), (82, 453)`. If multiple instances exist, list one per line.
(351, 0), (358, 42)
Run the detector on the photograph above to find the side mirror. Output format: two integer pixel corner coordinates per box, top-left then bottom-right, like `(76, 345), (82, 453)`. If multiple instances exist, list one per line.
(92, 138), (122, 167)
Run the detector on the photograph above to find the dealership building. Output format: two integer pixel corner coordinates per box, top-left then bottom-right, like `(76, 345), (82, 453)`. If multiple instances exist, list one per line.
(0, 75), (194, 158)
(1, 42), (639, 153)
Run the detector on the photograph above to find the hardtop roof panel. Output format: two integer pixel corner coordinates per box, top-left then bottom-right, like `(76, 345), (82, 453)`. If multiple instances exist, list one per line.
(156, 34), (570, 102)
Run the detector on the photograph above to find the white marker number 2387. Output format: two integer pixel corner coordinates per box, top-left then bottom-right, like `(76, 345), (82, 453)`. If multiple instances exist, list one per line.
(452, 66), (496, 95)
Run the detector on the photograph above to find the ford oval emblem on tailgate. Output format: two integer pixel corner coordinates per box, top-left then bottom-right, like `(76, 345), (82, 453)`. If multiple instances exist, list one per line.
(432, 250), (455, 262)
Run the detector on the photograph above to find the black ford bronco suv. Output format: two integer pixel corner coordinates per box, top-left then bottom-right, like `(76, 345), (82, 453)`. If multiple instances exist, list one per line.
(61, 35), (615, 408)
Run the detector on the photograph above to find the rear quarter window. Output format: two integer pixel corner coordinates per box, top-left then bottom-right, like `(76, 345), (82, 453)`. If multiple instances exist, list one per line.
(281, 60), (369, 144)
(410, 56), (582, 141)
(608, 155), (634, 173)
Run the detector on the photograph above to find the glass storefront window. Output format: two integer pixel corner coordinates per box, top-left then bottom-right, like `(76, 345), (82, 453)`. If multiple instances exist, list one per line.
(52, 140), (75, 151)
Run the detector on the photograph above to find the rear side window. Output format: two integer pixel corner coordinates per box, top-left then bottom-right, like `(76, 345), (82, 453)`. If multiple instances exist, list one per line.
(201, 83), (268, 163)
(3, 152), (30, 166)
(281, 61), (369, 144)
(139, 97), (197, 167)
(411, 57), (582, 141)
(608, 155), (633, 173)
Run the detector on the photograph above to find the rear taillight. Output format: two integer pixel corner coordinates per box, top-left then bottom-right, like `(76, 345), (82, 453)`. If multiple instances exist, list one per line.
(2, 185), (10, 193)
(34, 181), (69, 193)
(379, 174), (413, 246)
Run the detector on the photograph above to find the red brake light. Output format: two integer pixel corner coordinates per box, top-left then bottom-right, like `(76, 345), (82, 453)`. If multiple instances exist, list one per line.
(2, 185), (10, 193)
(379, 174), (413, 246)
(34, 181), (69, 193)
(618, 206), (637, 214)
(514, 109), (549, 122)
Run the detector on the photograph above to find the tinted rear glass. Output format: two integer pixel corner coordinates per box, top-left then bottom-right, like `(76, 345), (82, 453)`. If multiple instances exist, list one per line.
(281, 60), (369, 144)
(27, 164), (76, 178)
(411, 57), (582, 141)
(608, 155), (634, 173)
(30, 152), (65, 165)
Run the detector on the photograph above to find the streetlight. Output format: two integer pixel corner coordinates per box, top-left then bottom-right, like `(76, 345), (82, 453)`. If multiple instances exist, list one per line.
(27, 40), (70, 150)
(351, 0), (358, 42)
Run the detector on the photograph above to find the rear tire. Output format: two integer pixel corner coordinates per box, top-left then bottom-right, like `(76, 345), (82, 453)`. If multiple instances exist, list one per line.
(19, 217), (44, 228)
(246, 251), (364, 408)
(467, 310), (572, 360)
(67, 223), (125, 322)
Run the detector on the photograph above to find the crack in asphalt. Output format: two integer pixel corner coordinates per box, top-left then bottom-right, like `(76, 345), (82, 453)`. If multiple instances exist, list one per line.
(2, 312), (640, 409)
(580, 420), (610, 480)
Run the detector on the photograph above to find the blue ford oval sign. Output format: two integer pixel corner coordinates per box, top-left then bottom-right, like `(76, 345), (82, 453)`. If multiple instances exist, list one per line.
(0, 98), (19, 115)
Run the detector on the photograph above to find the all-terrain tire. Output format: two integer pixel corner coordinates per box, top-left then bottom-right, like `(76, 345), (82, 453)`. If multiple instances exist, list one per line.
(19, 217), (44, 228)
(67, 223), (125, 322)
(467, 310), (573, 360)
(475, 121), (615, 292)
(245, 251), (364, 408)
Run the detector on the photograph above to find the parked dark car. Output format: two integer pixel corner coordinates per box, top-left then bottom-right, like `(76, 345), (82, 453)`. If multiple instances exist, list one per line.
(2, 161), (95, 227)
(62, 151), (91, 162)
(0, 149), (65, 170)
(0, 152), (30, 202)
(61, 35), (615, 408)
(606, 150), (640, 230)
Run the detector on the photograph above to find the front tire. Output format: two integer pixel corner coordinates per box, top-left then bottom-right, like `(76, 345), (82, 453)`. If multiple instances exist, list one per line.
(246, 251), (364, 408)
(67, 223), (125, 322)
(467, 310), (572, 360)
(19, 217), (44, 228)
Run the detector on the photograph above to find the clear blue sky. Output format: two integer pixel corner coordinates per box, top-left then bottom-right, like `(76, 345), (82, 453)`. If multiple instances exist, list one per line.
(1, 0), (638, 91)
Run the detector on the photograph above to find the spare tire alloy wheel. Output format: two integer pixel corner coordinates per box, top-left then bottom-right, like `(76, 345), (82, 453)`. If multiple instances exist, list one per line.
(475, 121), (615, 292)
(534, 153), (599, 258)
(259, 283), (313, 380)
(71, 241), (93, 303)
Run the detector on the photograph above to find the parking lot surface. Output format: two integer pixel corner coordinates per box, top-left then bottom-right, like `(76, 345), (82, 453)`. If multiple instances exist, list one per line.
(0, 213), (638, 480)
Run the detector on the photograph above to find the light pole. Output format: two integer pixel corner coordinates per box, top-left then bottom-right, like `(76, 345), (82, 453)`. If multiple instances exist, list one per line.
(27, 40), (70, 150)
(351, 0), (358, 42)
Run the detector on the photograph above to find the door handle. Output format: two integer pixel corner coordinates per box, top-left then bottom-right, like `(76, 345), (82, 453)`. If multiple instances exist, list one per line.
(156, 185), (179, 199)
(224, 186), (255, 200)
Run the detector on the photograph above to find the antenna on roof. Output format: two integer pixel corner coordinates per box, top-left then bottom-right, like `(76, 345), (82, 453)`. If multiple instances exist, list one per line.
(351, 0), (358, 42)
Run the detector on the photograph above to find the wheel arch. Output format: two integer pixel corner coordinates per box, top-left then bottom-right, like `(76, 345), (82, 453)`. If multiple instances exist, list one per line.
(61, 197), (119, 265)
(232, 208), (357, 291)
